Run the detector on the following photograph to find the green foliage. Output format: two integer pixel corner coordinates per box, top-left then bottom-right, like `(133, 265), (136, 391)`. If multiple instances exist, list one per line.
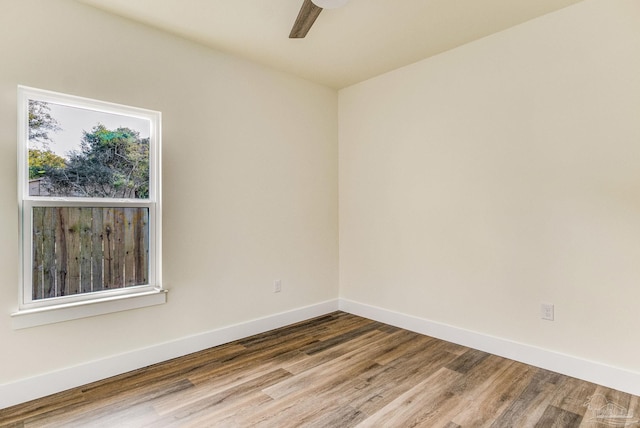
(28, 149), (66, 179)
(44, 124), (150, 199)
(27, 101), (149, 199)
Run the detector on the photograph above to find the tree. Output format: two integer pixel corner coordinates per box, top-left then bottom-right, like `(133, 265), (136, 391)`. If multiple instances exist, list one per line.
(28, 100), (61, 147)
(28, 149), (66, 179)
(44, 124), (150, 199)
(28, 100), (64, 181)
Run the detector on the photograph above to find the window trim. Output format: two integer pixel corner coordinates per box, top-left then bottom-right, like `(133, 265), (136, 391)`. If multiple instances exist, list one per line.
(11, 288), (167, 329)
(15, 86), (164, 326)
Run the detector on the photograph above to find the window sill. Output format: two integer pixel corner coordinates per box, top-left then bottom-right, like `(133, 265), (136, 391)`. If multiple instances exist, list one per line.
(11, 289), (167, 329)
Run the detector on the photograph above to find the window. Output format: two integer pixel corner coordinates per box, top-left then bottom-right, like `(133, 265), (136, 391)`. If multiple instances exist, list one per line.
(14, 86), (164, 328)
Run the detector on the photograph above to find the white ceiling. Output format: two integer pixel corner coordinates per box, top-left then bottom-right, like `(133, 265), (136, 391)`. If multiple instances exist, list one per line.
(76, 0), (585, 89)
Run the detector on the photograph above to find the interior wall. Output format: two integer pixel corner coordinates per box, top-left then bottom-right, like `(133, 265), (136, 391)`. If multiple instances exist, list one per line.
(0, 0), (338, 385)
(339, 0), (640, 373)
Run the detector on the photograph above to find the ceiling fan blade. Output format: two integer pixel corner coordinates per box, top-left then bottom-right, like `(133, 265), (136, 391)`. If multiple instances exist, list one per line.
(289, 0), (322, 38)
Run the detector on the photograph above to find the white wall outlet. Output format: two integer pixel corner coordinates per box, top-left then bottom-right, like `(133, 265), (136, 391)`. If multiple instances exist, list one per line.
(274, 279), (282, 293)
(541, 303), (554, 321)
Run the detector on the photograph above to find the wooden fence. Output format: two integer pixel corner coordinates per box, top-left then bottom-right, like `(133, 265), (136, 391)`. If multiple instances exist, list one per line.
(31, 207), (149, 300)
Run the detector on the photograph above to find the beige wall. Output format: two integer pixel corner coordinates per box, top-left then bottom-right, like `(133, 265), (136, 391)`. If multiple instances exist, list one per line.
(2, 0), (639, 400)
(0, 0), (338, 384)
(339, 0), (640, 372)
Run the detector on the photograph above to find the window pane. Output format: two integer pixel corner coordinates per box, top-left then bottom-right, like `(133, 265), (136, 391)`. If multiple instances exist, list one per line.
(32, 207), (149, 300)
(28, 100), (151, 199)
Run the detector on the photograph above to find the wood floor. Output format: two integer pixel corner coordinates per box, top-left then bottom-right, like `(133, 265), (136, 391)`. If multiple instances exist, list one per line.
(1, 312), (639, 427)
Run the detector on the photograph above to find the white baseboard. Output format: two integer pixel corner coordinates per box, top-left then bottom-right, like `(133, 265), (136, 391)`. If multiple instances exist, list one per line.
(3, 297), (639, 410)
(0, 299), (339, 410)
(339, 298), (640, 397)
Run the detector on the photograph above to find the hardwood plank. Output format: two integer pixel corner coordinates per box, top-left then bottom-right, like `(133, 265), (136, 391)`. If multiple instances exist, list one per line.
(154, 369), (292, 426)
(581, 385), (640, 427)
(0, 389), (84, 426)
(391, 356), (531, 427)
(260, 344), (379, 401)
(240, 335), (416, 425)
(242, 378), (373, 428)
(354, 367), (465, 427)
(262, 328), (422, 402)
(490, 366), (567, 427)
(153, 358), (297, 415)
(623, 394), (640, 427)
(22, 379), (192, 427)
(185, 334), (313, 385)
(297, 321), (384, 355)
(371, 329), (434, 365)
(550, 376), (598, 415)
(450, 359), (535, 427)
(80, 344), (243, 400)
(446, 348), (491, 374)
(349, 340), (461, 417)
(283, 329), (388, 376)
(535, 405), (582, 427)
(176, 391), (274, 428)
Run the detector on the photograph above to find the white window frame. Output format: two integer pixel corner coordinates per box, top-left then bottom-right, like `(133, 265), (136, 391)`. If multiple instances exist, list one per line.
(13, 86), (165, 329)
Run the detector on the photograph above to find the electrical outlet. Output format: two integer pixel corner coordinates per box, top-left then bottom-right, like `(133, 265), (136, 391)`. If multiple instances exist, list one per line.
(541, 303), (554, 321)
(274, 279), (282, 293)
